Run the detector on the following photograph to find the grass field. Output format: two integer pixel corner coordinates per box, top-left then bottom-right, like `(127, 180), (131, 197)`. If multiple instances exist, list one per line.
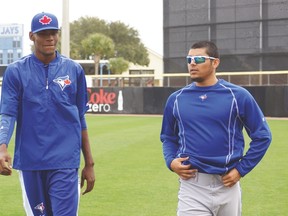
(0, 115), (287, 215)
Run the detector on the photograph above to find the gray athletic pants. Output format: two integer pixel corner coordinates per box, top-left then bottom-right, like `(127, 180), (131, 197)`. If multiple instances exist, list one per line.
(177, 172), (242, 216)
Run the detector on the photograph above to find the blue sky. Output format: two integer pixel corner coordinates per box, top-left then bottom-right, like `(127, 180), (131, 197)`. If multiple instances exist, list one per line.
(1, 0), (163, 56)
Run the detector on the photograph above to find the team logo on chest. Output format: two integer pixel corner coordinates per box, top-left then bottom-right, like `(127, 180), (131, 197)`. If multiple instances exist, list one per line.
(199, 94), (208, 101)
(53, 75), (71, 91)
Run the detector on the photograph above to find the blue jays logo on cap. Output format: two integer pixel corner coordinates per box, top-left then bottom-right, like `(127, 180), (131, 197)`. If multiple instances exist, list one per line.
(31, 12), (59, 33)
(39, 15), (53, 25)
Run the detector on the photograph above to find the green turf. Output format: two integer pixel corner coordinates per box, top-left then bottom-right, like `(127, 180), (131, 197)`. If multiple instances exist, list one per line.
(240, 119), (288, 216)
(0, 116), (287, 215)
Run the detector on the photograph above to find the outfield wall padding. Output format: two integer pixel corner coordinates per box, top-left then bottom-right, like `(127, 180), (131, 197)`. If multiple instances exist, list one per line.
(87, 86), (288, 117)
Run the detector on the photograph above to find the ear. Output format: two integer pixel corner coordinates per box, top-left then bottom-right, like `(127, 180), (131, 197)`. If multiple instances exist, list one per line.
(29, 32), (35, 42)
(213, 58), (220, 69)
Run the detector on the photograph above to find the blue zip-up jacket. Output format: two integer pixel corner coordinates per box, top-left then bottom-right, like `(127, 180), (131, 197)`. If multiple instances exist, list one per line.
(0, 51), (89, 170)
(160, 79), (272, 177)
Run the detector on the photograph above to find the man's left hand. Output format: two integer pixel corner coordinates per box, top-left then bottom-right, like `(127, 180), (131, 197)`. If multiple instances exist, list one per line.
(80, 164), (95, 195)
(222, 168), (241, 187)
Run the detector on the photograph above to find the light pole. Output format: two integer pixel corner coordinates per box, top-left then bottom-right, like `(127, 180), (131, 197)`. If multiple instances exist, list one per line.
(61, 0), (70, 57)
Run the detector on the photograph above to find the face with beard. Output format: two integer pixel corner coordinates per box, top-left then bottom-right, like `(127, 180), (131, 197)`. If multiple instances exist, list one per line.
(187, 48), (220, 87)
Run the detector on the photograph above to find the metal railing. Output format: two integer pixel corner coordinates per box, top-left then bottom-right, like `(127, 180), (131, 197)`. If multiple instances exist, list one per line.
(1, 71), (287, 87)
(86, 70), (288, 87)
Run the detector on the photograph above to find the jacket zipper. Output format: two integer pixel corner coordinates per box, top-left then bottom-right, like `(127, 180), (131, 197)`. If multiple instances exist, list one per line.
(44, 64), (49, 89)
(46, 78), (49, 89)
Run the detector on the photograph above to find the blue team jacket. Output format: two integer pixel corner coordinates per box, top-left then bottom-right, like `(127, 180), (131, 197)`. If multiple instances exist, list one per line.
(0, 52), (88, 170)
(160, 79), (272, 177)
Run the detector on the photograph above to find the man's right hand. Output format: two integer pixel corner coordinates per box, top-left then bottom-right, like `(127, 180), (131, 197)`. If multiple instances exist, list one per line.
(0, 144), (12, 176)
(170, 157), (198, 180)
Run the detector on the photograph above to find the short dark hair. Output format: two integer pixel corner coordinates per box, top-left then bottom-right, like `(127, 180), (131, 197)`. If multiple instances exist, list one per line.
(191, 41), (219, 58)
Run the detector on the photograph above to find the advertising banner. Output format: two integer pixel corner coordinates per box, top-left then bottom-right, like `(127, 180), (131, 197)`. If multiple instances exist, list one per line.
(87, 87), (288, 116)
(87, 87), (144, 114)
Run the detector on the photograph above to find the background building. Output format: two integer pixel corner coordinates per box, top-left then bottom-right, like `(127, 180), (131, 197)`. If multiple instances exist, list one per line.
(78, 48), (163, 87)
(163, 0), (288, 74)
(0, 24), (24, 66)
(124, 48), (164, 87)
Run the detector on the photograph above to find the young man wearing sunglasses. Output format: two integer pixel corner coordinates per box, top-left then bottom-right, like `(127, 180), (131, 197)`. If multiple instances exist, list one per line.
(160, 41), (272, 216)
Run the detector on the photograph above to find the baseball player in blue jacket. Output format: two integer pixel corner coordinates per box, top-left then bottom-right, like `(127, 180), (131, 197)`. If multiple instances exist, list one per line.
(160, 41), (272, 216)
(0, 12), (95, 215)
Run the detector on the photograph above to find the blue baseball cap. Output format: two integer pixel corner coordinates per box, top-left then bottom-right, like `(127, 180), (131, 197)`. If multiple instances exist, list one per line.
(31, 12), (59, 33)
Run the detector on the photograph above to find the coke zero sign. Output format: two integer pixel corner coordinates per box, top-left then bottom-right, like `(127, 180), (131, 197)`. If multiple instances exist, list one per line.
(87, 88), (123, 113)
